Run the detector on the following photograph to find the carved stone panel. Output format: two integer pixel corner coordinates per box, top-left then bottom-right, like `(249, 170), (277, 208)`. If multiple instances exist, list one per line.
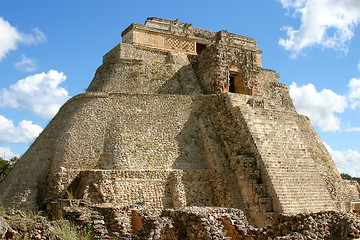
(165, 36), (195, 53)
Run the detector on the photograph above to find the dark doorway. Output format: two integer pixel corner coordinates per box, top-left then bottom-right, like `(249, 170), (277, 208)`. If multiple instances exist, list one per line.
(229, 76), (235, 93)
(196, 43), (207, 55)
(228, 72), (252, 95)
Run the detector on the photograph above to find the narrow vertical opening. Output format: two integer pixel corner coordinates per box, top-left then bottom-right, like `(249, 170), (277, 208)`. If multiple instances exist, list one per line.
(229, 75), (235, 93)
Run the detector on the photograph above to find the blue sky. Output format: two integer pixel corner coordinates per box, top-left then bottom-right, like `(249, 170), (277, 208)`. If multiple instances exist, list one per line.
(1, 0), (360, 176)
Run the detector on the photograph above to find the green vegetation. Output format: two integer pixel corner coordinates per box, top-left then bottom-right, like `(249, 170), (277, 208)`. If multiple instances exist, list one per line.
(341, 173), (360, 184)
(0, 206), (93, 239)
(53, 220), (93, 240)
(66, 190), (75, 200)
(130, 68), (142, 78)
(0, 156), (19, 177)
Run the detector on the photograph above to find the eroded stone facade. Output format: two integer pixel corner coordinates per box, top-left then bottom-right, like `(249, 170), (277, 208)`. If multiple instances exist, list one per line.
(0, 17), (359, 229)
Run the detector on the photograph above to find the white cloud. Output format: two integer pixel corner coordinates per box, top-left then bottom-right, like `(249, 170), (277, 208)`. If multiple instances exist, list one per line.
(289, 82), (347, 131)
(324, 142), (360, 177)
(0, 17), (46, 61)
(279, 0), (360, 56)
(345, 127), (360, 132)
(14, 55), (37, 72)
(20, 27), (46, 45)
(0, 115), (42, 144)
(279, 0), (307, 10)
(0, 146), (20, 160)
(349, 78), (360, 99)
(0, 17), (21, 61)
(0, 70), (70, 119)
(348, 78), (360, 109)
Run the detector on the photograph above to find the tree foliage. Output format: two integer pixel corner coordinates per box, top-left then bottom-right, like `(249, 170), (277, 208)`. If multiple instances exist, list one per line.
(0, 156), (19, 178)
(341, 173), (360, 184)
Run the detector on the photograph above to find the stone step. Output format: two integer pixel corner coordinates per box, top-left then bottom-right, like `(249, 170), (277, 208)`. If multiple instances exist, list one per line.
(282, 203), (335, 208)
(277, 195), (333, 200)
(274, 187), (330, 192)
(266, 175), (324, 181)
(265, 164), (320, 169)
(275, 193), (330, 199)
(282, 203), (336, 209)
(265, 168), (323, 174)
(279, 201), (334, 207)
(267, 175), (324, 181)
(282, 201), (335, 206)
(266, 172), (321, 176)
(276, 192), (331, 198)
(268, 177), (326, 183)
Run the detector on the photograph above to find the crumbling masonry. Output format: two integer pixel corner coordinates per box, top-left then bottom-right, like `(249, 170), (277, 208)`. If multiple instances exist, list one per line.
(1, 18), (359, 231)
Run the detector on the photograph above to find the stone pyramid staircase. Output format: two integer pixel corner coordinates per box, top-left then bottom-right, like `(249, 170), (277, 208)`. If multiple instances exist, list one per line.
(198, 94), (276, 226)
(227, 93), (335, 213)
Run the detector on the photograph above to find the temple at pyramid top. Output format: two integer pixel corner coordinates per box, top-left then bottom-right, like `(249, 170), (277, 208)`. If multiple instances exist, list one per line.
(121, 17), (262, 65)
(91, 17), (279, 96)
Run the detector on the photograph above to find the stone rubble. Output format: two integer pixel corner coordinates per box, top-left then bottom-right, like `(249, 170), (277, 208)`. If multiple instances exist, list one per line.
(0, 204), (359, 239)
(0, 210), (58, 239)
(60, 201), (360, 239)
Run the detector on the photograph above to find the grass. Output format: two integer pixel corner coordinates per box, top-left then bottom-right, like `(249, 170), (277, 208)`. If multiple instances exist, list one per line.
(53, 220), (93, 240)
(0, 206), (93, 239)
(66, 190), (75, 200)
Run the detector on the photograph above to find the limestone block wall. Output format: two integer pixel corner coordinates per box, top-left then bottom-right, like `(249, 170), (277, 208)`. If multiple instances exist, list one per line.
(196, 43), (265, 95)
(96, 94), (206, 170)
(32, 92), (273, 225)
(254, 74), (295, 109)
(72, 170), (173, 208)
(35, 94), (113, 205)
(0, 93), (109, 209)
(46, 93), (208, 200)
(196, 45), (220, 93)
(255, 68), (280, 83)
(50, 93), (260, 213)
(66, 169), (217, 208)
(89, 46), (202, 95)
(0, 91), (211, 208)
(215, 30), (262, 66)
(103, 43), (168, 64)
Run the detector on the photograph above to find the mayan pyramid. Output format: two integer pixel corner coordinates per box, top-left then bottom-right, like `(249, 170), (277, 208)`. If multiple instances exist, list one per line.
(1, 17), (359, 227)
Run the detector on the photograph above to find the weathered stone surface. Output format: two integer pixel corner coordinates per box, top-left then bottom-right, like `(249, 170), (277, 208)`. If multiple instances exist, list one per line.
(0, 210), (61, 239)
(1, 206), (359, 239)
(0, 216), (10, 239)
(60, 203), (360, 239)
(0, 17), (359, 231)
